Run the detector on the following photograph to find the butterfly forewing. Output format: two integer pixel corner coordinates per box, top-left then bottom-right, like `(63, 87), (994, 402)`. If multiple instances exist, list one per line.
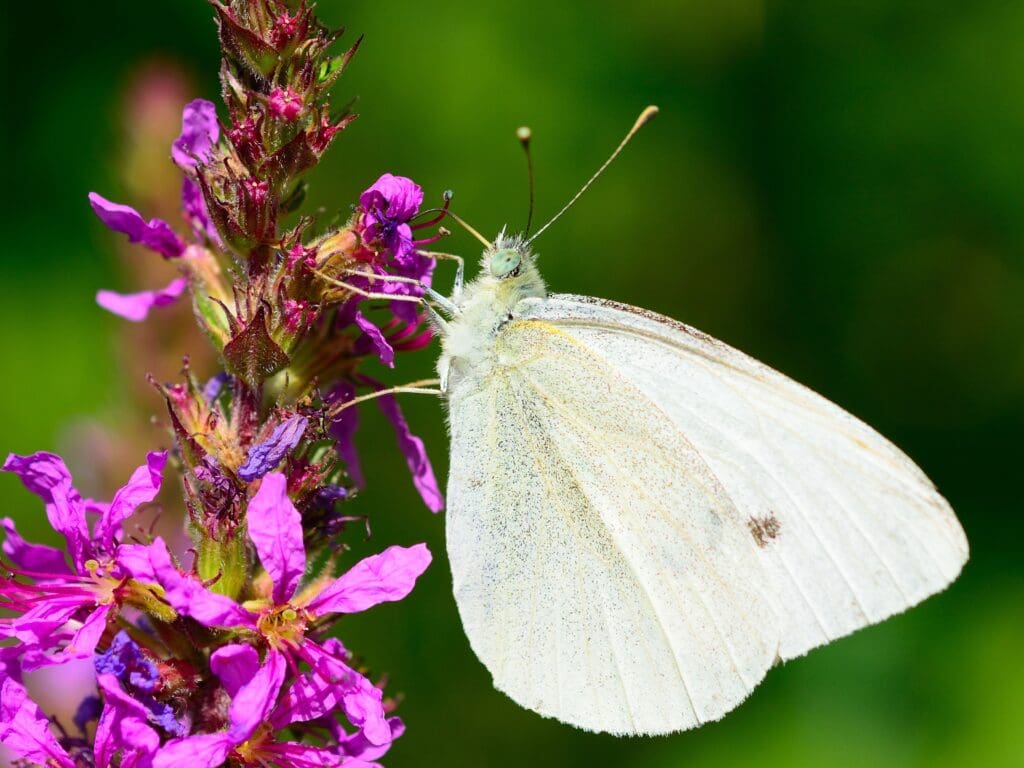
(515, 294), (969, 662)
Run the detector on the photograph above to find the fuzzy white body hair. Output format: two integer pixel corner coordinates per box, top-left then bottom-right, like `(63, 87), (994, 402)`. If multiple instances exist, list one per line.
(437, 235), (546, 390)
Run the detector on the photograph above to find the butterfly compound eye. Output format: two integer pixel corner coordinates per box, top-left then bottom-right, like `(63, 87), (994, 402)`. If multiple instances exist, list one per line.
(489, 248), (522, 279)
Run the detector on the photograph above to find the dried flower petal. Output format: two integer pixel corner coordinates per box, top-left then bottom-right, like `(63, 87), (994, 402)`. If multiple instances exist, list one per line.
(237, 416), (308, 481)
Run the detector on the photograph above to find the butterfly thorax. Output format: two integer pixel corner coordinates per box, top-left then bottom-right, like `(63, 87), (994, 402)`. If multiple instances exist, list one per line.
(438, 234), (547, 392)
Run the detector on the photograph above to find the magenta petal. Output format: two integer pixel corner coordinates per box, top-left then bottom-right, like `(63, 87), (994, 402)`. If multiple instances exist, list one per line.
(246, 473), (305, 604)
(181, 178), (221, 245)
(172, 99), (219, 169)
(96, 278), (188, 322)
(359, 174), (423, 222)
(95, 452), (167, 549)
(152, 733), (234, 768)
(147, 538), (254, 629)
(339, 716), (404, 761)
(88, 192), (186, 258)
(0, 679), (74, 768)
(307, 543), (431, 617)
(354, 311), (395, 367)
(311, 641), (390, 745)
(1, 518), (70, 575)
(376, 392), (444, 512)
(272, 641), (388, 745)
(115, 544), (157, 583)
(2, 452), (89, 564)
(276, 742), (354, 767)
(209, 644), (259, 698)
(228, 649), (286, 743)
(66, 604), (113, 659)
(94, 674), (160, 768)
(10, 596), (84, 646)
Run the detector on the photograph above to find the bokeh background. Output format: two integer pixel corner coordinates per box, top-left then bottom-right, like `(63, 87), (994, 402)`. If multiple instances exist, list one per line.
(3, 1), (1023, 766)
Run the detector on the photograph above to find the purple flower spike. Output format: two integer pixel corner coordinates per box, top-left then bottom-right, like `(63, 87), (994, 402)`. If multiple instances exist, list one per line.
(247, 473), (305, 604)
(359, 174), (423, 262)
(172, 99), (219, 169)
(96, 277), (189, 323)
(88, 192), (186, 259)
(237, 415), (308, 481)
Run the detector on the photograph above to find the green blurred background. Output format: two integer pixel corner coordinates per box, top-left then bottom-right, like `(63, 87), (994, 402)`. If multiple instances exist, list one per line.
(3, 1), (1023, 766)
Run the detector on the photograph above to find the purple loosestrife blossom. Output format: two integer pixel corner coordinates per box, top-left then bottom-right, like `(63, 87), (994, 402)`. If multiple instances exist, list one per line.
(155, 644), (393, 768)
(359, 174), (424, 265)
(0, 451), (167, 665)
(144, 473), (431, 746)
(90, 99), (221, 321)
(12, 4), (450, 764)
(354, 174), (440, 327)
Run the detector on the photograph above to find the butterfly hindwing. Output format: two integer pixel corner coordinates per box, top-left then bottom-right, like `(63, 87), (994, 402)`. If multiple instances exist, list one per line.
(446, 317), (778, 735)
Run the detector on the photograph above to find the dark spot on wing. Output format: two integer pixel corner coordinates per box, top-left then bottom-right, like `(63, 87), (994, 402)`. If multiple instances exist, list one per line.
(748, 513), (781, 548)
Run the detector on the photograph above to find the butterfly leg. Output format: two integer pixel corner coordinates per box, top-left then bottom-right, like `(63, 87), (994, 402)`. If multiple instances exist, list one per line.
(418, 250), (465, 301)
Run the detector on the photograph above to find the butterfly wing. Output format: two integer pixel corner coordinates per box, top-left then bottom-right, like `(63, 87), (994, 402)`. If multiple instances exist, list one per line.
(516, 294), (969, 662)
(445, 316), (780, 736)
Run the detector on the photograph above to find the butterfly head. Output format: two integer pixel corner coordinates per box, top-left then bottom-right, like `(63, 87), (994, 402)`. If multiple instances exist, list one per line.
(484, 231), (534, 280)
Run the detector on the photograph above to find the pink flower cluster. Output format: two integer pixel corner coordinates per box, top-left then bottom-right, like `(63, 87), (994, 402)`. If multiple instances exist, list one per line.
(0, 454), (430, 767)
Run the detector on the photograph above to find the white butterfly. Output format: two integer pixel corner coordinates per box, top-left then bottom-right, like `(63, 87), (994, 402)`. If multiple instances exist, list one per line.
(421, 109), (968, 737)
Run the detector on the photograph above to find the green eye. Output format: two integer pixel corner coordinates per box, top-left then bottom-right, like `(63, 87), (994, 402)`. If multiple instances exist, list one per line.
(490, 248), (522, 278)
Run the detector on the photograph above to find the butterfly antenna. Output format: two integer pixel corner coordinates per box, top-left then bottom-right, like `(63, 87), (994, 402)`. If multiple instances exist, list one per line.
(527, 105), (659, 245)
(517, 126), (536, 236)
(445, 209), (492, 249)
